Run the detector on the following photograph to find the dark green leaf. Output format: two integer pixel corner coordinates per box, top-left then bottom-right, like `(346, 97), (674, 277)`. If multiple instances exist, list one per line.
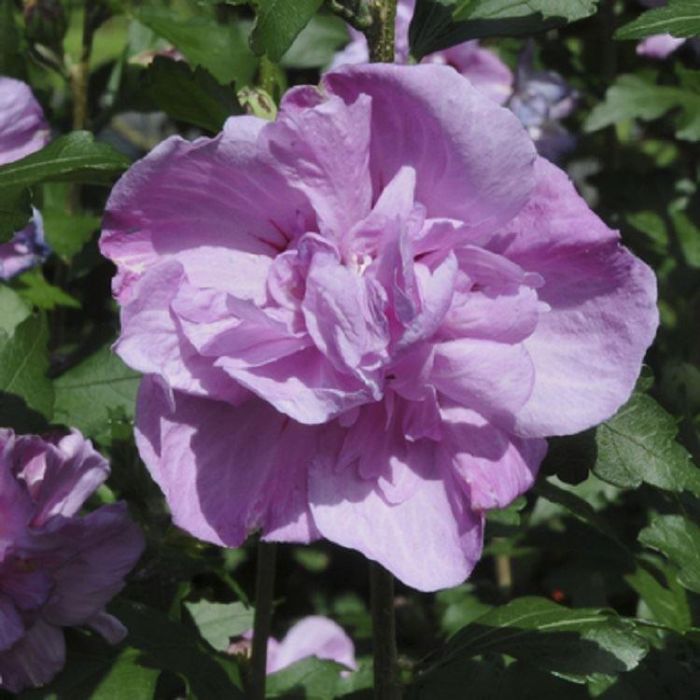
(251, 0), (323, 62)
(0, 0), (24, 78)
(436, 597), (648, 683)
(593, 392), (700, 496)
(0, 187), (31, 242)
(267, 657), (372, 699)
(639, 516), (700, 594)
(281, 14), (349, 68)
(410, 0), (600, 58)
(185, 600), (254, 652)
(16, 269), (80, 310)
(625, 560), (691, 632)
(42, 208), (100, 259)
(53, 346), (140, 442)
(616, 0), (700, 41)
(0, 132), (130, 193)
(585, 74), (700, 142)
(135, 2), (257, 86)
(144, 57), (240, 133)
(110, 600), (245, 699)
(22, 633), (160, 700)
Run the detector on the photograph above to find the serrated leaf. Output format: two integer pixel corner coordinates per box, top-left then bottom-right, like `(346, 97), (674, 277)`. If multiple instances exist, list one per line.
(16, 269), (80, 310)
(250, 0), (323, 62)
(639, 516), (700, 595)
(585, 74), (700, 142)
(144, 57), (240, 133)
(616, 0), (700, 41)
(0, 312), (53, 421)
(410, 0), (600, 58)
(135, 2), (257, 86)
(593, 392), (700, 496)
(185, 600), (253, 652)
(435, 597), (648, 683)
(53, 346), (140, 442)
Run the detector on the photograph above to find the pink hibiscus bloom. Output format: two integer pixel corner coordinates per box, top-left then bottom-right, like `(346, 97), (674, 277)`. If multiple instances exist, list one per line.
(230, 616), (357, 675)
(330, 0), (512, 105)
(0, 429), (144, 693)
(101, 63), (657, 592)
(0, 77), (51, 280)
(635, 0), (688, 58)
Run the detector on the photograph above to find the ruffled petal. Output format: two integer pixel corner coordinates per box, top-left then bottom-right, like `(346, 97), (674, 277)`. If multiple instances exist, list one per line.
(324, 63), (536, 234)
(101, 116), (313, 302)
(309, 418), (484, 591)
(135, 378), (321, 546)
(491, 158), (658, 437)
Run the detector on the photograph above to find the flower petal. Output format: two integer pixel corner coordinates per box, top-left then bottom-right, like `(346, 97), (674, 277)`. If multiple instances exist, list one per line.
(324, 63), (535, 234)
(491, 158), (658, 437)
(135, 378), (321, 546)
(0, 77), (49, 166)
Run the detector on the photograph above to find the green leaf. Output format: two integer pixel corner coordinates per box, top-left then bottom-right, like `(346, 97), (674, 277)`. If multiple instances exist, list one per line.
(410, 0), (600, 58)
(22, 633), (160, 700)
(0, 0), (24, 78)
(110, 600), (245, 699)
(42, 208), (100, 259)
(0, 132), (130, 193)
(616, 0), (700, 40)
(16, 269), (81, 310)
(0, 312), (53, 418)
(434, 597), (648, 683)
(185, 600), (254, 652)
(639, 516), (700, 595)
(593, 392), (700, 497)
(0, 186), (31, 242)
(53, 346), (140, 442)
(250, 0), (323, 62)
(625, 560), (691, 632)
(585, 74), (700, 142)
(281, 14), (349, 69)
(135, 2), (257, 86)
(0, 286), (30, 334)
(144, 57), (240, 133)
(267, 657), (372, 699)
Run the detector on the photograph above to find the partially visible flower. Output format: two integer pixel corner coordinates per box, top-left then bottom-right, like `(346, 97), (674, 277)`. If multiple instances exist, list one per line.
(507, 43), (577, 162)
(0, 77), (49, 166)
(330, 0), (512, 104)
(0, 209), (50, 281)
(102, 63), (658, 592)
(635, 0), (688, 58)
(0, 77), (51, 280)
(229, 617), (356, 675)
(0, 429), (144, 693)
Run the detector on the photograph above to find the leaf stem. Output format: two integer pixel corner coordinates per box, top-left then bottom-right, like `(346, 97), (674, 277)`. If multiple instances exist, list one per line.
(365, 0), (398, 63)
(249, 540), (277, 700)
(369, 561), (402, 699)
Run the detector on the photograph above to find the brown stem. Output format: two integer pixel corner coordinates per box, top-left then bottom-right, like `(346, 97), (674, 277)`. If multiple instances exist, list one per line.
(370, 561), (402, 700)
(249, 541), (277, 700)
(366, 0), (397, 63)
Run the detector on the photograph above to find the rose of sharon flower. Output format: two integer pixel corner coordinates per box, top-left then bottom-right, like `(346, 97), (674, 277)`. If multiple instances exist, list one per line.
(230, 616), (357, 675)
(330, 0), (513, 105)
(0, 429), (144, 693)
(635, 0), (690, 58)
(101, 63), (658, 592)
(0, 77), (51, 280)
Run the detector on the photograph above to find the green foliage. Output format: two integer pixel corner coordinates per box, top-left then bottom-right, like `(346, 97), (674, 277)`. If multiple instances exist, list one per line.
(134, 1), (257, 86)
(53, 346), (140, 444)
(185, 600), (254, 651)
(267, 657), (372, 699)
(616, 0), (700, 41)
(144, 57), (241, 132)
(410, 0), (600, 58)
(250, 0), (324, 62)
(586, 73), (700, 142)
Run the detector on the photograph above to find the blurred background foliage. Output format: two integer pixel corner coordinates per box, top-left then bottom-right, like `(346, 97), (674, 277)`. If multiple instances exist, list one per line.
(1, 0), (700, 697)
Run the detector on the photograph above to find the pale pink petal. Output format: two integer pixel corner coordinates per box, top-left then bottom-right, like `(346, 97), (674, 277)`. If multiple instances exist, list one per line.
(490, 158), (658, 437)
(0, 77), (49, 166)
(636, 34), (685, 58)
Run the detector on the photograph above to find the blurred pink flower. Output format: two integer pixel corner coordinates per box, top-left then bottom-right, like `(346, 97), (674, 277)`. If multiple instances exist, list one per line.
(102, 63), (658, 592)
(230, 616), (356, 675)
(635, 0), (687, 58)
(0, 77), (51, 280)
(0, 429), (144, 693)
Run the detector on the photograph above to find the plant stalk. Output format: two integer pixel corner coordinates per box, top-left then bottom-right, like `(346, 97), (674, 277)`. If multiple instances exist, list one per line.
(249, 541), (277, 700)
(370, 561), (402, 699)
(366, 0), (398, 63)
